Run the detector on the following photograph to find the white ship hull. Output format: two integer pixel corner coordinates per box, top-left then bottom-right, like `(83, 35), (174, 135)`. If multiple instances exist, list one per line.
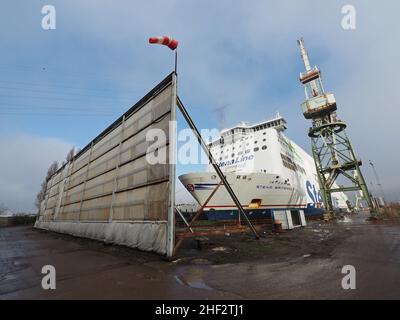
(178, 115), (348, 218)
(179, 171), (308, 210)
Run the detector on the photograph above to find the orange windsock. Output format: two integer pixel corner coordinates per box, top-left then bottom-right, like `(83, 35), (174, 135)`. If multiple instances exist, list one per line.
(149, 36), (178, 50)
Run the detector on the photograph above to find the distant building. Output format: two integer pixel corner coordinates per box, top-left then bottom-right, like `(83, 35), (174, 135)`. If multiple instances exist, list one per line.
(175, 203), (199, 213)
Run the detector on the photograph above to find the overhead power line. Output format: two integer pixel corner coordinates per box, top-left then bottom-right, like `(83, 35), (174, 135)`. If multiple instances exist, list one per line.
(0, 79), (138, 96)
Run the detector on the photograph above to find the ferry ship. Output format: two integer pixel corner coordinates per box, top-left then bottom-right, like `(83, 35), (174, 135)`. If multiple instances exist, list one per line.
(178, 114), (348, 220)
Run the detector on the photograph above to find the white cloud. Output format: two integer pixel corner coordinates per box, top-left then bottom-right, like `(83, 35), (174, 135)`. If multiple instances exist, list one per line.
(0, 134), (73, 212)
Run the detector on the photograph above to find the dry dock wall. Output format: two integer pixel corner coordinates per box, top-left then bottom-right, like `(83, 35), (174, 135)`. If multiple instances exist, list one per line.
(35, 73), (176, 255)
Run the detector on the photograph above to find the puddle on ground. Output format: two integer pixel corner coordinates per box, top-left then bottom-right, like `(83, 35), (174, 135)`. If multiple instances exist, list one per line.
(190, 258), (212, 265)
(174, 267), (213, 291)
(212, 246), (230, 252)
(1, 273), (18, 281)
(338, 216), (353, 223)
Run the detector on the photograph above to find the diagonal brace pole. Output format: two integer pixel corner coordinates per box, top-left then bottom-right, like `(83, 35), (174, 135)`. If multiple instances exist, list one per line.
(176, 96), (260, 239)
(172, 181), (223, 256)
(175, 207), (194, 233)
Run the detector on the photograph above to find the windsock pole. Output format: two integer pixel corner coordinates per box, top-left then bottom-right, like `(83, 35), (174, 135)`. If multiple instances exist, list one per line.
(149, 35), (179, 73)
(149, 35), (260, 256)
(167, 71), (177, 257)
(149, 35), (179, 257)
(175, 50), (178, 74)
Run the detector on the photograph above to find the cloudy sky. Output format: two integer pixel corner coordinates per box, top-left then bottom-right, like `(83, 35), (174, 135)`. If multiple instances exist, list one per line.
(0, 0), (399, 212)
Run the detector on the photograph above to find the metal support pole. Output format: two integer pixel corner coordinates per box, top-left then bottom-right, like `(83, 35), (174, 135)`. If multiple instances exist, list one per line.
(174, 50), (178, 74)
(166, 72), (177, 257)
(311, 137), (332, 215)
(42, 175), (55, 221)
(175, 207), (194, 233)
(109, 115), (126, 222)
(54, 166), (68, 220)
(369, 160), (385, 203)
(78, 142), (94, 222)
(62, 156), (76, 220)
(172, 181), (223, 256)
(176, 96), (260, 239)
(345, 136), (376, 215)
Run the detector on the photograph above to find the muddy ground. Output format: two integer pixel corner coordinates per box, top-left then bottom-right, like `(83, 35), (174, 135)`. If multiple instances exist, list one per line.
(1, 212), (399, 299)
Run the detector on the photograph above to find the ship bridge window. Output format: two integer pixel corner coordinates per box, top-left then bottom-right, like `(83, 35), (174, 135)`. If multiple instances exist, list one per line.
(262, 145), (267, 150)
